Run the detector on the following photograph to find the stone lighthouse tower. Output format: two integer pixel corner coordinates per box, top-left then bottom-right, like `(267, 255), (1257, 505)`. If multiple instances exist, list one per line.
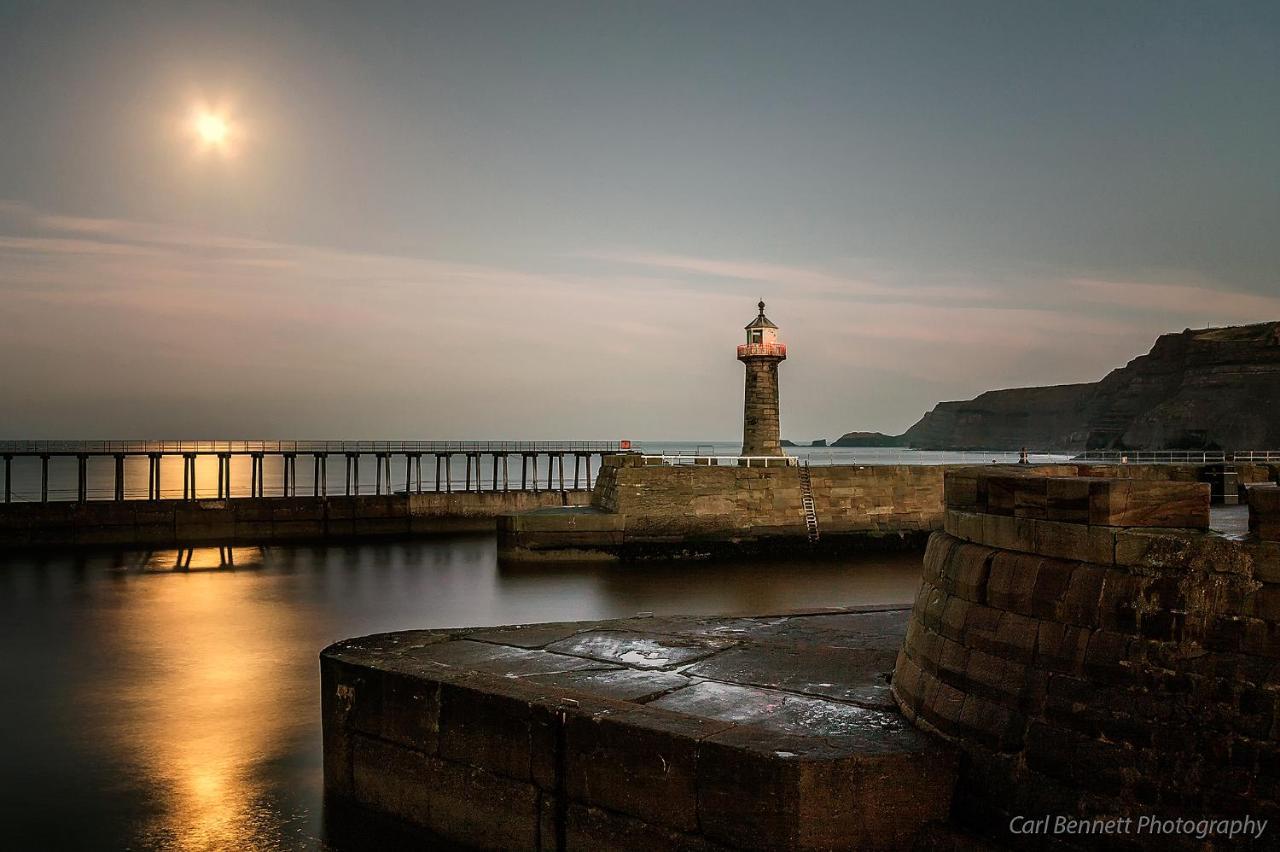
(738, 300), (787, 457)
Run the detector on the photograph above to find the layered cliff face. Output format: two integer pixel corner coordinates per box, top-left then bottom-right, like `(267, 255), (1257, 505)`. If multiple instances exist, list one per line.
(899, 384), (1092, 451)
(888, 322), (1280, 451)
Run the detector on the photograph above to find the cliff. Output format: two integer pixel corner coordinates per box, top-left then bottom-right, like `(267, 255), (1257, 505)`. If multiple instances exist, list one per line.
(870, 322), (1280, 451)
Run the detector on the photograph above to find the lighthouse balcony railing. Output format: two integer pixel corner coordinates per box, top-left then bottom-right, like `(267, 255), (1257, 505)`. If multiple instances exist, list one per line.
(736, 342), (787, 358)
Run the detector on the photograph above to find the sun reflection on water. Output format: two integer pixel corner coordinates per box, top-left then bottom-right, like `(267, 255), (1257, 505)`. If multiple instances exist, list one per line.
(97, 548), (312, 851)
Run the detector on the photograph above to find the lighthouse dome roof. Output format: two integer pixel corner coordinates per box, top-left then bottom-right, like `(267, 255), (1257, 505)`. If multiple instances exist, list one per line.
(745, 300), (778, 330)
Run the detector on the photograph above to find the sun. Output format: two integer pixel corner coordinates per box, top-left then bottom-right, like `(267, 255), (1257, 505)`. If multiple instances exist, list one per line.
(195, 113), (228, 145)
(188, 106), (236, 154)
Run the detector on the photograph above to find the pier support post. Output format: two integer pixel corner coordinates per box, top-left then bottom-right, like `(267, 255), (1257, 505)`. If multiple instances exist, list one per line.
(464, 454), (472, 493)
(315, 454), (328, 496)
(148, 454), (160, 500)
(492, 454), (500, 492)
(76, 454), (87, 503)
(248, 453), (265, 497)
(520, 454), (528, 491)
(375, 454), (384, 495)
(40, 454), (49, 503)
(3, 455), (11, 503)
(586, 454), (593, 489)
(531, 454), (539, 493)
(182, 453), (197, 500)
(547, 454), (554, 491)
(502, 454), (510, 492)
(405, 455), (413, 495)
(433, 454), (442, 493)
(344, 454), (359, 496)
(574, 453), (582, 489)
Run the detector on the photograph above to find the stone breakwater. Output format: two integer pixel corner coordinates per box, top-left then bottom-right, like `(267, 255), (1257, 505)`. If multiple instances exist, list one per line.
(894, 467), (1280, 849)
(498, 456), (952, 560)
(320, 607), (959, 851)
(0, 491), (589, 549)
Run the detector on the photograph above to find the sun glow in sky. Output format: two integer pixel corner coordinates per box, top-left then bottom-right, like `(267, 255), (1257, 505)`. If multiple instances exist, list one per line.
(195, 112), (228, 144)
(189, 106), (234, 153)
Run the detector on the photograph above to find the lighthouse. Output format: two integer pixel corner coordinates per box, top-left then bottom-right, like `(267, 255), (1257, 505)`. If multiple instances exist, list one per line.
(737, 300), (787, 457)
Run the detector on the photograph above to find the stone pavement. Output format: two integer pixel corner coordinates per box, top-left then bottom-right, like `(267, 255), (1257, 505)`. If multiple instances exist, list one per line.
(322, 605), (960, 851)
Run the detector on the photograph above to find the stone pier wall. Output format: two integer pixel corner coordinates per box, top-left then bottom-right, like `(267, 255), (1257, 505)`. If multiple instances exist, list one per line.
(594, 456), (951, 538)
(500, 457), (958, 560)
(893, 467), (1280, 848)
(0, 490), (590, 549)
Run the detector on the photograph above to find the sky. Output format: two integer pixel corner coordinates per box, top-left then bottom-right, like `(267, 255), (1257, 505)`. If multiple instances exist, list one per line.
(1, 1), (1277, 440)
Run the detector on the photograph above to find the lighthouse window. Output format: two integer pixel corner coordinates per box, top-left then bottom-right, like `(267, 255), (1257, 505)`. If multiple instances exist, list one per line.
(750, 329), (763, 344)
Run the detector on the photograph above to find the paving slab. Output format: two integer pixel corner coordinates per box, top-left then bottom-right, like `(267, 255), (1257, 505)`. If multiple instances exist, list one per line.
(322, 604), (959, 851)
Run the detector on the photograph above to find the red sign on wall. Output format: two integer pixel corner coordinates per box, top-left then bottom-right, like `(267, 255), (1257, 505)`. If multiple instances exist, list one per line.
(620, 440), (631, 449)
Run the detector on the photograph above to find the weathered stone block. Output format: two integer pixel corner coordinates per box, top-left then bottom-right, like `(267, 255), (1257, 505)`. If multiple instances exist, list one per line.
(1035, 621), (1090, 675)
(1029, 558), (1074, 620)
(1013, 478), (1049, 520)
(381, 670), (440, 753)
(980, 513), (1036, 554)
(958, 693), (1025, 752)
(1088, 479), (1210, 528)
(985, 476), (1022, 516)
(422, 753), (542, 849)
(1251, 485), (1280, 542)
(1058, 563), (1107, 628)
(944, 474), (984, 512)
(564, 706), (728, 834)
(1034, 518), (1115, 565)
(562, 803), (718, 852)
(988, 612), (1039, 665)
(1045, 477), (1092, 523)
(437, 676), (542, 780)
(985, 552), (1039, 615)
(1098, 570), (1146, 633)
(697, 726), (956, 852)
(351, 734), (432, 826)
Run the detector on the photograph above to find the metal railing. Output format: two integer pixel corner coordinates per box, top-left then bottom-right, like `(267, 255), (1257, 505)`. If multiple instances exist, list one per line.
(736, 343), (787, 358)
(1071, 450), (1280, 464)
(0, 440), (624, 456)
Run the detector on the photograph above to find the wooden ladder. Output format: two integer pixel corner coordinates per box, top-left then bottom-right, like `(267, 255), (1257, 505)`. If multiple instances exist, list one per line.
(798, 460), (819, 543)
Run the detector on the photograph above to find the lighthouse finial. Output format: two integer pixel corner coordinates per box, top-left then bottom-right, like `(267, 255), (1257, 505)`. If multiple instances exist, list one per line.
(758, 299), (766, 316)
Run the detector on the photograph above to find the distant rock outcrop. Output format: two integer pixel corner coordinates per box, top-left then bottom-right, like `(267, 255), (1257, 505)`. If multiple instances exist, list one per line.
(844, 322), (1280, 451)
(831, 431), (907, 448)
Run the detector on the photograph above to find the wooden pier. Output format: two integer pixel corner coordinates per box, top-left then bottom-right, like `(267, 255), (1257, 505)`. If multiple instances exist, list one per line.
(0, 441), (622, 503)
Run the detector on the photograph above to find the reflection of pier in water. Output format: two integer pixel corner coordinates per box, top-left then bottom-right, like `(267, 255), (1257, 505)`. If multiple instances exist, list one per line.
(0, 440), (622, 503)
(132, 546), (266, 573)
